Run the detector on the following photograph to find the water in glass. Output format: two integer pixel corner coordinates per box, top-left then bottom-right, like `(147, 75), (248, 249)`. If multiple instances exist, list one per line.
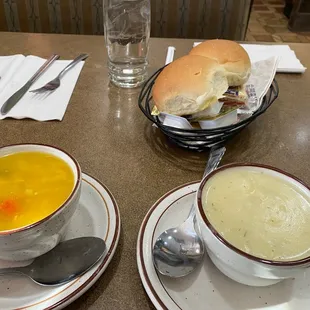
(104, 0), (151, 88)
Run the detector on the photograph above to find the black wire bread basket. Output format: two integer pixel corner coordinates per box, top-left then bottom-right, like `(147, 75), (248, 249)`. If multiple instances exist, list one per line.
(138, 66), (279, 151)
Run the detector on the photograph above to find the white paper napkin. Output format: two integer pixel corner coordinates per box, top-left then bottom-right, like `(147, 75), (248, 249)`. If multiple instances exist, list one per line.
(193, 42), (306, 73)
(0, 55), (85, 121)
(165, 46), (176, 65)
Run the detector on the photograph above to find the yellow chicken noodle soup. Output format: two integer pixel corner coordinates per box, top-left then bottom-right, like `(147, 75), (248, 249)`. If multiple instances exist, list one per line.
(0, 151), (74, 231)
(202, 166), (310, 261)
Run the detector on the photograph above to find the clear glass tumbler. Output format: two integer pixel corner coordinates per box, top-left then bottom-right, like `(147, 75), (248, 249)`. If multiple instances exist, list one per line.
(103, 0), (151, 88)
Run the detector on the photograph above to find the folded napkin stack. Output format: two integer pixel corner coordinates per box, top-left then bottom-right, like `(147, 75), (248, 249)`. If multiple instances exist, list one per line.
(193, 43), (306, 73)
(0, 55), (84, 121)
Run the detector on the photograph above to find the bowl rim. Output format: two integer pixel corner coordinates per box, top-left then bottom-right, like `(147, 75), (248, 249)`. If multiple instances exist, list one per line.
(0, 143), (81, 235)
(197, 163), (310, 267)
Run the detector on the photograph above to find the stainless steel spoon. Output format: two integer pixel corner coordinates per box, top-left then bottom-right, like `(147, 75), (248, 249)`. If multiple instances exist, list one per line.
(0, 237), (106, 286)
(152, 146), (226, 278)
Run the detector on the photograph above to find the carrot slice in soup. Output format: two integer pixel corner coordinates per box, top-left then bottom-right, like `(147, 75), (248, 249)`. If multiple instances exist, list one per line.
(0, 199), (19, 215)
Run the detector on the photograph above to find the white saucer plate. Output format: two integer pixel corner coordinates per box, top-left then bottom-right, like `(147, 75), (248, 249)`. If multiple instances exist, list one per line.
(137, 182), (310, 310)
(0, 173), (121, 310)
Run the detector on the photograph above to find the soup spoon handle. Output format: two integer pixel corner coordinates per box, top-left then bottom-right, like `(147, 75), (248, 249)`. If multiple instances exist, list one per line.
(203, 146), (226, 178)
(182, 146), (227, 228)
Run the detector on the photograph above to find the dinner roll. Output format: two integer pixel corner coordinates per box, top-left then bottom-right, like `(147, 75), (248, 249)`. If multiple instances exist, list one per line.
(153, 55), (228, 116)
(189, 39), (251, 86)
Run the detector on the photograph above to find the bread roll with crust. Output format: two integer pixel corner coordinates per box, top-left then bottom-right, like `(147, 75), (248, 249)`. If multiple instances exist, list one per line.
(152, 55), (228, 116)
(189, 39), (251, 86)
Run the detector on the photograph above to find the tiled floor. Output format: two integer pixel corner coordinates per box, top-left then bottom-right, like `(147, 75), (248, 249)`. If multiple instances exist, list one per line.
(246, 0), (310, 42)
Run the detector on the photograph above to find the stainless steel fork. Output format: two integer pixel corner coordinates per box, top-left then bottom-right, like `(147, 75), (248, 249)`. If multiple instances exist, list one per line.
(30, 54), (88, 93)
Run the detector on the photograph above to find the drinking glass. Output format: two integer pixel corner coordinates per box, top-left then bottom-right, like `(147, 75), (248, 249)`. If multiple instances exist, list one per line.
(103, 0), (151, 88)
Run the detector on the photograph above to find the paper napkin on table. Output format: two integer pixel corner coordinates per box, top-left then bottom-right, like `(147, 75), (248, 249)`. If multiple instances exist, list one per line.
(0, 55), (84, 121)
(193, 42), (306, 73)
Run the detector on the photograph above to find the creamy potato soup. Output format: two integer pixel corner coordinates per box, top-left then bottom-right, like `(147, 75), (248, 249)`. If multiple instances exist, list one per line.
(202, 167), (310, 261)
(0, 152), (74, 231)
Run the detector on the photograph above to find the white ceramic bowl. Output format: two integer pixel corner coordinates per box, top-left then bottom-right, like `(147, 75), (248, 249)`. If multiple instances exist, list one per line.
(196, 163), (310, 287)
(0, 144), (82, 261)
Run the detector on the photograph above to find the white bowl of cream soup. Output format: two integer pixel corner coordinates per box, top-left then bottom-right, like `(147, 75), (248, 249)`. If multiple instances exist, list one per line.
(196, 164), (310, 286)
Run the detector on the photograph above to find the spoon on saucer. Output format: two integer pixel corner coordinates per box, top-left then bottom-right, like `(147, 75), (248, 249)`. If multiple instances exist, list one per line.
(0, 237), (106, 286)
(152, 146), (226, 278)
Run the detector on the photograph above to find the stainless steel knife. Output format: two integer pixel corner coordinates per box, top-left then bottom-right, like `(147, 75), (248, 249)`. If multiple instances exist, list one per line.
(0, 54), (60, 115)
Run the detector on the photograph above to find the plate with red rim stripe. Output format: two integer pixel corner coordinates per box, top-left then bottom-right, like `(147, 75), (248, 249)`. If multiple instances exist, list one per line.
(137, 181), (310, 310)
(0, 173), (121, 310)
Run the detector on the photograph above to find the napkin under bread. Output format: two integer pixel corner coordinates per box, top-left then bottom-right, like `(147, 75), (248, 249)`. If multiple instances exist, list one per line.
(0, 55), (84, 121)
(193, 42), (306, 73)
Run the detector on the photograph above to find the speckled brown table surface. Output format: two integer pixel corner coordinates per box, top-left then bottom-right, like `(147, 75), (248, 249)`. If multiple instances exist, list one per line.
(0, 32), (310, 310)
